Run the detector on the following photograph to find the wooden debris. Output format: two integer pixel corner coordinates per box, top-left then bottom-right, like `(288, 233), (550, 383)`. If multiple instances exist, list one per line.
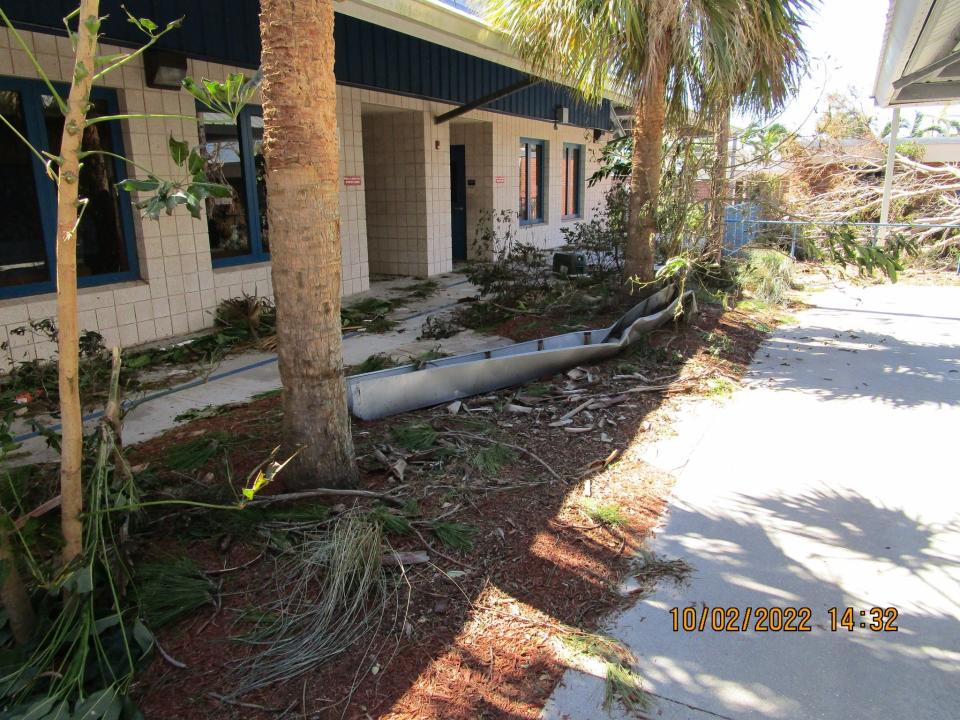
(372, 446), (407, 481)
(587, 394), (629, 410)
(382, 550), (430, 566)
(447, 400), (462, 415)
(505, 403), (533, 414)
(559, 399), (594, 422)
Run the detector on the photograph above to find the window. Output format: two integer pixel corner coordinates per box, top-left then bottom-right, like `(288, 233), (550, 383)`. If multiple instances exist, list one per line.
(0, 78), (137, 298)
(562, 143), (583, 219)
(519, 138), (544, 225)
(198, 107), (268, 266)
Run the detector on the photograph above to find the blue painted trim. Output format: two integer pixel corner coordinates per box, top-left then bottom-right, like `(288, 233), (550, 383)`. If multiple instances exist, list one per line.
(0, 76), (140, 299)
(211, 252), (271, 269)
(519, 138), (545, 227)
(202, 104), (271, 269)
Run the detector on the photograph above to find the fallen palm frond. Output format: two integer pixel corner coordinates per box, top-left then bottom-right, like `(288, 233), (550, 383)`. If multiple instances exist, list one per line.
(0, 419), (152, 715)
(165, 432), (234, 472)
(633, 550), (693, 589)
(137, 558), (216, 628)
(367, 504), (414, 536)
(559, 630), (653, 716)
(430, 521), (478, 552)
(231, 511), (404, 695)
(470, 442), (515, 475)
(561, 631), (633, 667)
(351, 352), (399, 375)
(604, 662), (653, 715)
(390, 422), (438, 452)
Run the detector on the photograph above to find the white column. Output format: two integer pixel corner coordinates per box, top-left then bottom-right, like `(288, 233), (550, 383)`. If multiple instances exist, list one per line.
(878, 106), (900, 244)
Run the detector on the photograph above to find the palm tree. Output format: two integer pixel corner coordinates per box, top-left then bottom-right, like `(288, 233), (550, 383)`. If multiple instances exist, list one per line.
(259, 0), (357, 488)
(485, 0), (809, 281)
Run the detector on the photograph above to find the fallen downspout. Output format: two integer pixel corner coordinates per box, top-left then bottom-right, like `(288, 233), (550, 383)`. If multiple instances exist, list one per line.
(347, 284), (695, 420)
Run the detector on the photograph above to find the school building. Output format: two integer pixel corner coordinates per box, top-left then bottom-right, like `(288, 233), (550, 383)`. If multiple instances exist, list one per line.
(0, 0), (616, 364)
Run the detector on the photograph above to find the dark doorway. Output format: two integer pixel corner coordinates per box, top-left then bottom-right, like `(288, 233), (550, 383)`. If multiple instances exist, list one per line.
(450, 144), (467, 262)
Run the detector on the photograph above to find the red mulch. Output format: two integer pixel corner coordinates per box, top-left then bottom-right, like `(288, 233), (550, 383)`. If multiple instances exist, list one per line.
(130, 302), (774, 719)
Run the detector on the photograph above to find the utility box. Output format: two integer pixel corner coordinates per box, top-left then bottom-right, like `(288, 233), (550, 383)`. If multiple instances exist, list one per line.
(553, 252), (586, 276)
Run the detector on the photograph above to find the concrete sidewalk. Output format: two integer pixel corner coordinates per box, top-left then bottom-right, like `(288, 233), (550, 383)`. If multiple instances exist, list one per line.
(10, 273), (510, 464)
(544, 283), (960, 720)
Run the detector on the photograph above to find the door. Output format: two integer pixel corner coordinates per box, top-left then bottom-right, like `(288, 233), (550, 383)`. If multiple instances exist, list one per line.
(450, 144), (467, 262)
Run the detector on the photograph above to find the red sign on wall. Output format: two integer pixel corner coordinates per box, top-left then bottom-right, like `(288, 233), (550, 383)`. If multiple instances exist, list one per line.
(344, 176), (362, 186)
(495, 176), (505, 184)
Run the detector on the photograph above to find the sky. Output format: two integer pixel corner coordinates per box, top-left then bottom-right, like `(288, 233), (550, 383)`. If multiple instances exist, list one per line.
(738, 0), (958, 136)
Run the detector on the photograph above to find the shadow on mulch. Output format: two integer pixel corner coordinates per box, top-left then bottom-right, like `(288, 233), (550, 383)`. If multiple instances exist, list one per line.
(130, 301), (776, 720)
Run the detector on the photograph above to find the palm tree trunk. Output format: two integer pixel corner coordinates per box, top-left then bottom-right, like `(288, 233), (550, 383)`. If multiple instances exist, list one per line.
(259, 0), (356, 489)
(708, 101), (732, 264)
(625, 48), (670, 283)
(58, 0), (101, 565)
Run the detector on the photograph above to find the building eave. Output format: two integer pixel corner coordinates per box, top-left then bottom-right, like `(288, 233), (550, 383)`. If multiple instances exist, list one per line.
(337, 0), (629, 103)
(873, 0), (960, 107)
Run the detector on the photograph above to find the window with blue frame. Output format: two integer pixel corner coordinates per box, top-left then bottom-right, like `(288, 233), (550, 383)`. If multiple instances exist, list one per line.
(0, 77), (138, 298)
(519, 138), (544, 225)
(198, 107), (268, 266)
(562, 143), (583, 219)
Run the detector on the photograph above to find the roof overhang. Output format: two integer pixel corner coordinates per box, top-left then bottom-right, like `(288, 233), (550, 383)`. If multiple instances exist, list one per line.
(336, 0), (628, 104)
(874, 0), (960, 107)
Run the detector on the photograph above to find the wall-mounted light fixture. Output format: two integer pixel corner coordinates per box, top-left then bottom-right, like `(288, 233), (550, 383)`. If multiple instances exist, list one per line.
(144, 49), (187, 90)
(593, 128), (603, 143)
(554, 105), (570, 128)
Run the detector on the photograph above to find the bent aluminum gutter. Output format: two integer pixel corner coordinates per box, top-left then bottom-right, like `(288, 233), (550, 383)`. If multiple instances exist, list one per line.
(346, 285), (694, 420)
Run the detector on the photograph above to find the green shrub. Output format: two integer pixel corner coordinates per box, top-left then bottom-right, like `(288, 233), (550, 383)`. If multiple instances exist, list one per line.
(736, 249), (796, 305)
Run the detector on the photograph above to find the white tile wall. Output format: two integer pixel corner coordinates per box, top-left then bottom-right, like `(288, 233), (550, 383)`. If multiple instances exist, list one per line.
(0, 27), (611, 367)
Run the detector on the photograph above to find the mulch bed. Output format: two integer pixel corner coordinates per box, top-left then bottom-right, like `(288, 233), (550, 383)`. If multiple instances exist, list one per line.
(129, 301), (777, 719)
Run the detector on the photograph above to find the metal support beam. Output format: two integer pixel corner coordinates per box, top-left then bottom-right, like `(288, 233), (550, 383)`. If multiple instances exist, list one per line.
(879, 106), (900, 245)
(434, 76), (540, 124)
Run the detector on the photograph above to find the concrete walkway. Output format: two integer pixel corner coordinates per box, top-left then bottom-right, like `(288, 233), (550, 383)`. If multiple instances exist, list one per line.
(544, 283), (960, 720)
(10, 273), (509, 464)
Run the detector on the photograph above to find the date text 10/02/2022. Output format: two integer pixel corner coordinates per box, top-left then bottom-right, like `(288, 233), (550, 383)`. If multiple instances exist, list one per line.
(669, 606), (899, 633)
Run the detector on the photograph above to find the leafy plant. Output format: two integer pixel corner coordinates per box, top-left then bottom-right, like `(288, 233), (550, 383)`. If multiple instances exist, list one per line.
(822, 225), (918, 282)
(182, 71), (263, 123)
(136, 558), (215, 628)
(367, 505), (413, 536)
(466, 209), (552, 307)
(735, 249), (796, 304)
(559, 183), (628, 274)
(341, 297), (396, 333)
(418, 314), (462, 340)
(580, 498), (626, 527)
(430, 521), (478, 552)
(389, 422), (437, 452)
(396, 279), (440, 300)
(165, 432), (233, 472)
(120, 135), (234, 220)
(470, 442), (515, 475)
(215, 294), (276, 339)
(350, 353), (399, 375)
